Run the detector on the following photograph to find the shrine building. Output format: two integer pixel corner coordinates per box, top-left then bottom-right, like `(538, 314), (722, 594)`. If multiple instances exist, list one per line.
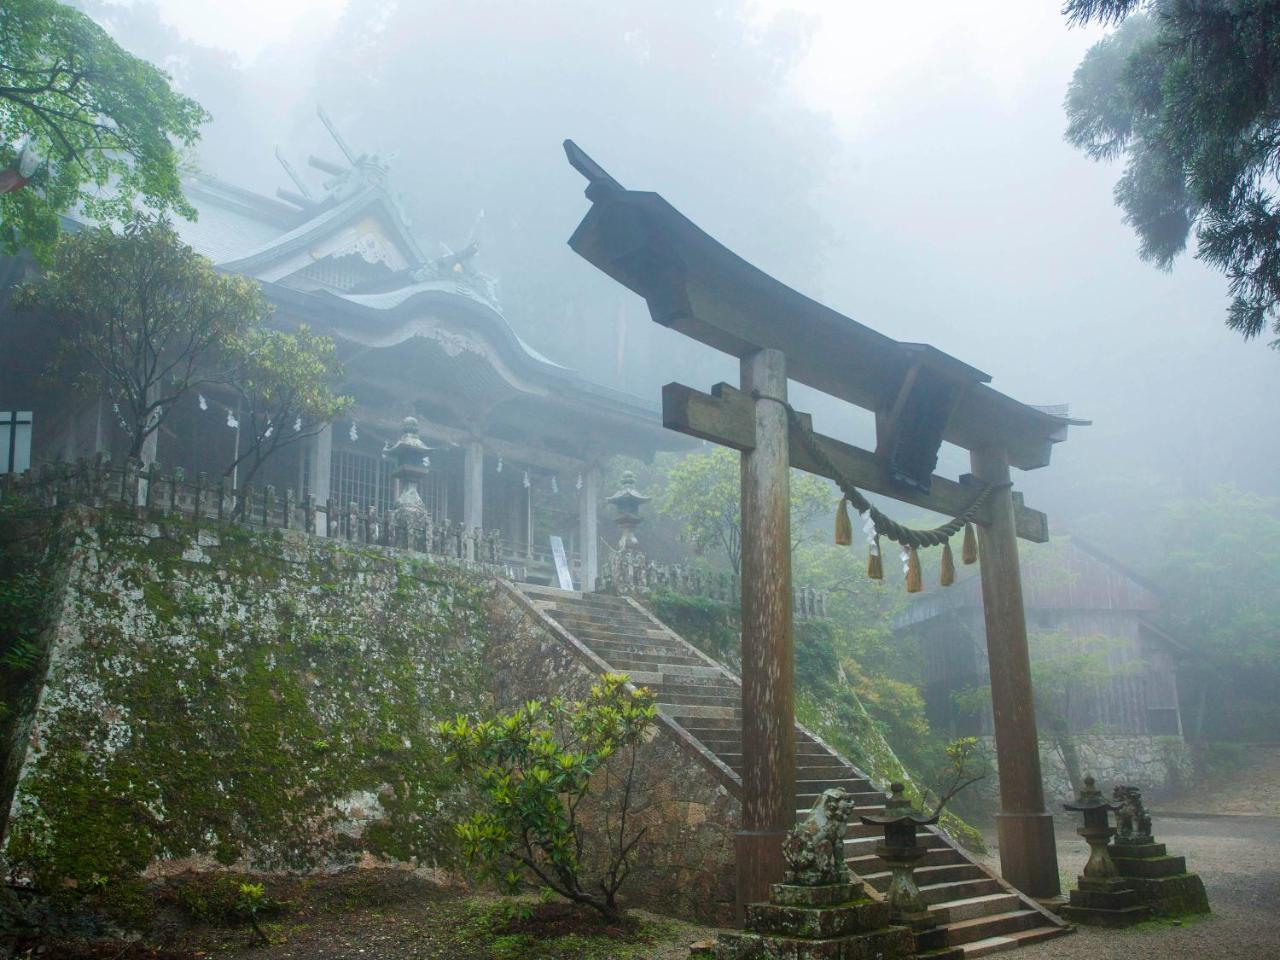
(0, 140), (683, 588)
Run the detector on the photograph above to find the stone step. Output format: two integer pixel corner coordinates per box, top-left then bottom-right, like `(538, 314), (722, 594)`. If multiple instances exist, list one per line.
(929, 893), (1022, 924)
(957, 925), (1067, 957)
(862, 863), (985, 892)
(574, 632), (704, 654)
(711, 745), (836, 763)
(915, 878), (1004, 906)
(658, 703), (739, 720)
(944, 910), (1045, 946)
(649, 671), (734, 688)
(796, 803), (885, 820)
(599, 656), (711, 675)
(655, 681), (741, 699)
(850, 847), (967, 872)
(844, 832), (947, 853)
(655, 690), (741, 707)
(549, 618), (674, 641)
(574, 630), (685, 649)
(636, 663), (726, 680)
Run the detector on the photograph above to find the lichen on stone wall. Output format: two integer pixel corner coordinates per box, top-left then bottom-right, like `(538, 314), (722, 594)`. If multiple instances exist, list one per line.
(2, 510), (493, 921)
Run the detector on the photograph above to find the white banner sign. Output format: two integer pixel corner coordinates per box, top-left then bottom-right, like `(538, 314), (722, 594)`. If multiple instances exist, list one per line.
(549, 535), (574, 590)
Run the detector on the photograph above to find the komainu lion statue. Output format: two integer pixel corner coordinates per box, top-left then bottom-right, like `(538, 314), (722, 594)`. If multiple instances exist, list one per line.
(782, 787), (855, 886)
(1112, 784), (1152, 841)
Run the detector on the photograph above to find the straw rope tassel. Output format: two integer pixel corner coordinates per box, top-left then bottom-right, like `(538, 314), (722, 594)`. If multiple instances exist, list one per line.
(940, 541), (956, 587)
(867, 535), (883, 580)
(906, 546), (922, 593)
(962, 522), (979, 565)
(835, 498), (853, 546)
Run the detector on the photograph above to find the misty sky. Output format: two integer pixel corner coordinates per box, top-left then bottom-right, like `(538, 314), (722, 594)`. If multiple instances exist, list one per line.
(105, 0), (1280, 561)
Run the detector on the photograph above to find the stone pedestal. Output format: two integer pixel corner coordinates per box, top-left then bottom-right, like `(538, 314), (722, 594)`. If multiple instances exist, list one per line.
(715, 880), (915, 960)
(1060, 876), (1151, 928)
(1110, 840), (1210, 916)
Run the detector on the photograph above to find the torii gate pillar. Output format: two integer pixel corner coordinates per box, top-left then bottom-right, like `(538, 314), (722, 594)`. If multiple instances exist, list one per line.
(971, 445), (1060, 898)
(735, 348), (797, 916)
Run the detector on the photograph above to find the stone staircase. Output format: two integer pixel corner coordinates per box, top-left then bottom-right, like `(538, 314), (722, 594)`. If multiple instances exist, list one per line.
(509, 583), (1071, 957)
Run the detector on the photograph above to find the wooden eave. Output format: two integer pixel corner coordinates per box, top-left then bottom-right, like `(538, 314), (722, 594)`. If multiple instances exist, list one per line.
(565, 146), (1083, 471)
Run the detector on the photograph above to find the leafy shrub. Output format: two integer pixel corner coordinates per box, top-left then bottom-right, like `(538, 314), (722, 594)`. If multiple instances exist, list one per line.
(437, 674), (656, 922)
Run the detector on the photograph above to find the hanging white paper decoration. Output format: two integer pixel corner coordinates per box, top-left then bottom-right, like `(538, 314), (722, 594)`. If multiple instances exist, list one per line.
(263, 423), (273, 439)
(226, 410), (239, 429)
(551, 476), (559, 495)
(421, 456), (431, 469)
(575, 473), (583, 491)
(496, 456), (503, 473)
(198, 394), (208, 411)
(293, 417), (303, 432)
(349, 422), (359, 442)
(522, 470), (530, 489)
(900, 548), (911, 576)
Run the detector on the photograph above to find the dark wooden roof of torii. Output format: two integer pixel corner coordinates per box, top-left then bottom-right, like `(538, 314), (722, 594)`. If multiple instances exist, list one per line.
(564, 141), (1087, 472)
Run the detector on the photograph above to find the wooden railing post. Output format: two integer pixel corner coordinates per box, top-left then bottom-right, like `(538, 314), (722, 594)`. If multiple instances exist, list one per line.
(970, 445), (1060, 898)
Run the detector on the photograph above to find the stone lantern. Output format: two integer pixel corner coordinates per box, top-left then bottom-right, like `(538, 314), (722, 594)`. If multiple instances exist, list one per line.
(383, 417), (433, 510)
(605, 470), (649, 550)
(860, 783), (938, 933)
(1060, 775), (1150, 926)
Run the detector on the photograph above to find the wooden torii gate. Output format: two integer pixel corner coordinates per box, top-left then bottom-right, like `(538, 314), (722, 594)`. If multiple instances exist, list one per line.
(563, 142), (1086, 912)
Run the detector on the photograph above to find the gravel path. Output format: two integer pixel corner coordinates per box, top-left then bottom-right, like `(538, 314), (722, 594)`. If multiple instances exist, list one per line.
(982, 814), (1280, 959)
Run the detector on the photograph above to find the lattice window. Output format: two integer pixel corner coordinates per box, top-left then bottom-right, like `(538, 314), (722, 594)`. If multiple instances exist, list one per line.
(1, 411), (33, 474)
(330, 449), (393, 512)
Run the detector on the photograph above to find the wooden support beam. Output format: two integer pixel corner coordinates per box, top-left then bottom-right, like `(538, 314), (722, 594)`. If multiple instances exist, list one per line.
(663, 382), (1050, 543)
(735, 349), (796, 918)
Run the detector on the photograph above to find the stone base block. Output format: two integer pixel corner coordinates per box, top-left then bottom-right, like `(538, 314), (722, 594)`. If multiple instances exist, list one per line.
(912, 923), (960, 956)
(1059, 902), (1151, 928)
(1069, 879), (1143, 911)
(1112, 841), (1166, 859)
(1063, 876), (1151, 927)
(715, 925), (915, 960)
(768, 882), (866, 908)
(1127, 873), (1210, 916)
(746, 899), (890, 939)
(1113, 854), (1188, 879)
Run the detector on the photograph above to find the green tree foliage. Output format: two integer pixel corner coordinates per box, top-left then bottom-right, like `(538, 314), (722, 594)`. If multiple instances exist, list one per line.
(1154, 485), (1280, 740)
(437, 674), (657, 922)
(656, 447), (834, 571)
(0, 0), (208, 261)
(1064, 1), (1280, 341)
(224, 325), (352, 494)
(15, 216), (267, 461)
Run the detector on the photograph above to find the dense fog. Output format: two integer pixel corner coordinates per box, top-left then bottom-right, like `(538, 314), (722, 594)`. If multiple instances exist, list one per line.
(85, 0), (1280, 566)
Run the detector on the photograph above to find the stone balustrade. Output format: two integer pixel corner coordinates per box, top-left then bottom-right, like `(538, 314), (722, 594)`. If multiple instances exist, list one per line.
(598, 547), (828, 620)
(0, 454), (529, 580)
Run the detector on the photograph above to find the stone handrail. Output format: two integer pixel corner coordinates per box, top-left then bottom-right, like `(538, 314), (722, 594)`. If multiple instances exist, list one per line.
(598, 547), (828, 620)
(0, 454), (531, 579)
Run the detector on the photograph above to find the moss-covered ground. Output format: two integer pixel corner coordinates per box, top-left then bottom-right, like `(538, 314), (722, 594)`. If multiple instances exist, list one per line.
(24, 869), (718, 959)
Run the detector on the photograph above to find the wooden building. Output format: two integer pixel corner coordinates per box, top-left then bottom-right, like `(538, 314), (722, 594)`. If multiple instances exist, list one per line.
(895, 537), (1186, 743)
(0, 137), (684, 587)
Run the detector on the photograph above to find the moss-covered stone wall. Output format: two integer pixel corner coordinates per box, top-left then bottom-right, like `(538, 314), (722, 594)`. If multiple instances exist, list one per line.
(1, 509), (492, 920)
